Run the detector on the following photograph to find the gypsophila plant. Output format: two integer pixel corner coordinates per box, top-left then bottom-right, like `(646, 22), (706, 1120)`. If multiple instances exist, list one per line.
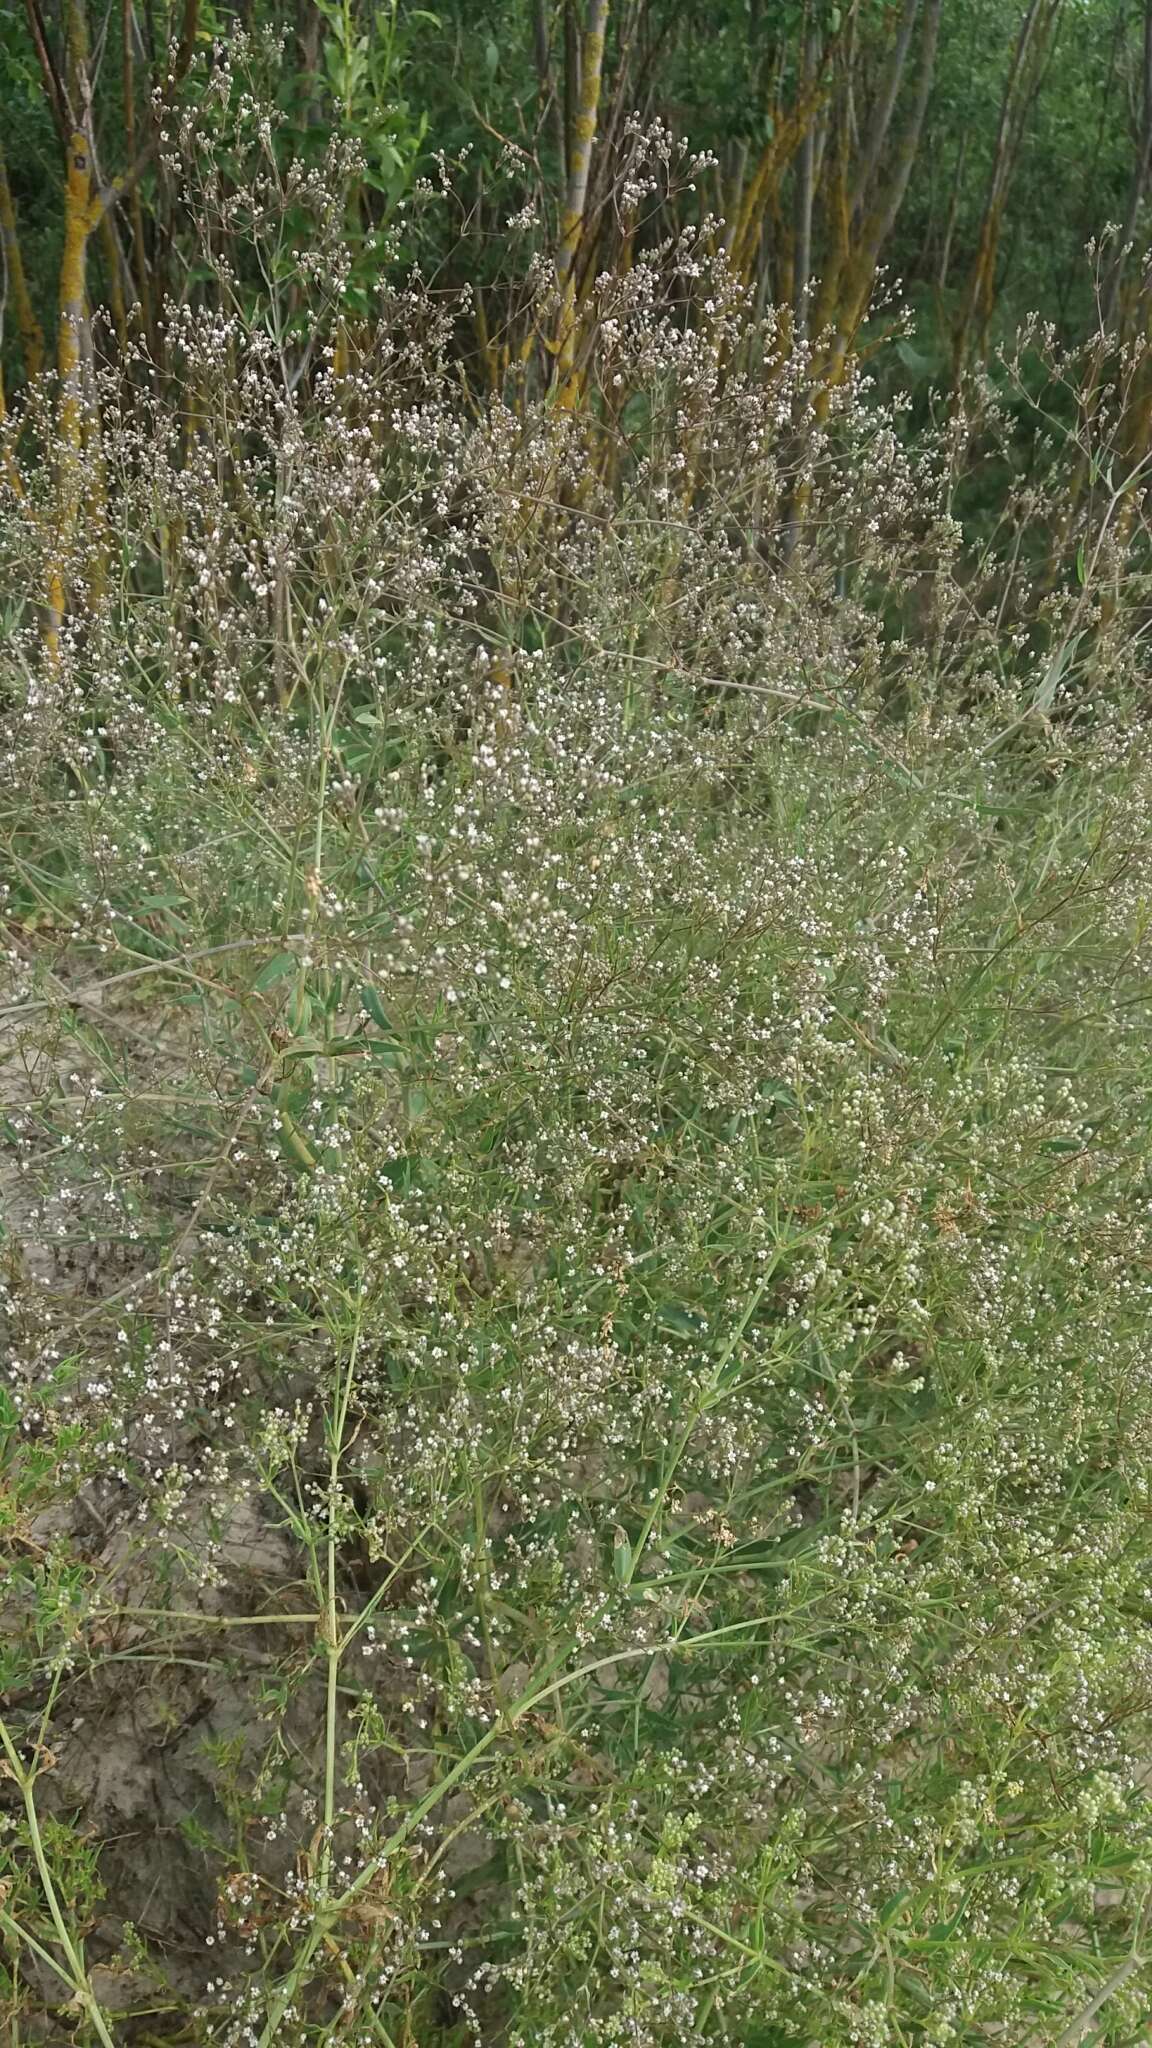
(2, 131), (1152, 2048)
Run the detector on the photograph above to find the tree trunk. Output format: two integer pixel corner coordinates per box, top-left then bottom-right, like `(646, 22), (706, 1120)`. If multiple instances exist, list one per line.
(121, 0), (155, 348)
(554, 0), (609, 407)
(793, 31), (818, 342)
(935, 131), (967, 291)
(46, 128), (96, 655)
(534, 0), (567, 169)
(1102, 0), (1152, 332)
(0, 138), (45, 381)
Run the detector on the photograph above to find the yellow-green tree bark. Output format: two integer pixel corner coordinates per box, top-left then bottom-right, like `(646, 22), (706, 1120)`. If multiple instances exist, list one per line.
(554, 0), (609, 408)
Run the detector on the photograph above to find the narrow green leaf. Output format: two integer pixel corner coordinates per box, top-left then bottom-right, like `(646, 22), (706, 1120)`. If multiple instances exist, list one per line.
(361, 984), (392, 1031)
(254, 950), (300, 992)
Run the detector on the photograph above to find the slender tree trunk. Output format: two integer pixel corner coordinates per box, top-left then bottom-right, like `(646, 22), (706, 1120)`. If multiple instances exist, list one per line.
(953, 0), (1064, 378)
(46, 128), (96, 655)
(563, 0), (582, 185)
(122, 0), (155, 348)
(175, 0), (201, 79)
(534, 0), (567, 169)
(793, 30), (818, 342)
(554, 0), (609, 407)
(1102, 0), (1152, 332)
(722, 139), (748, 255)
(935, 131), (967, 291)
(730, 65), (828, 286)
(98, 211), (130, 349)
(824, 0), (942, 379)
(0, 138), (45, 381)
(854, 0), (920, 220)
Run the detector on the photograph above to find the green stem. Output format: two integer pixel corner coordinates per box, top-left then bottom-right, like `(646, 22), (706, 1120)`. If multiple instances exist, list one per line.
(624, 1276), (769, 1585)
(320, 1299), (363, 1904)
(0, 1718), (117, 2048)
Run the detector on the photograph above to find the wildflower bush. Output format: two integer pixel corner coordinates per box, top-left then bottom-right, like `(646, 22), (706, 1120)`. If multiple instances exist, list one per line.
(3, 172), (1152, 2048)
